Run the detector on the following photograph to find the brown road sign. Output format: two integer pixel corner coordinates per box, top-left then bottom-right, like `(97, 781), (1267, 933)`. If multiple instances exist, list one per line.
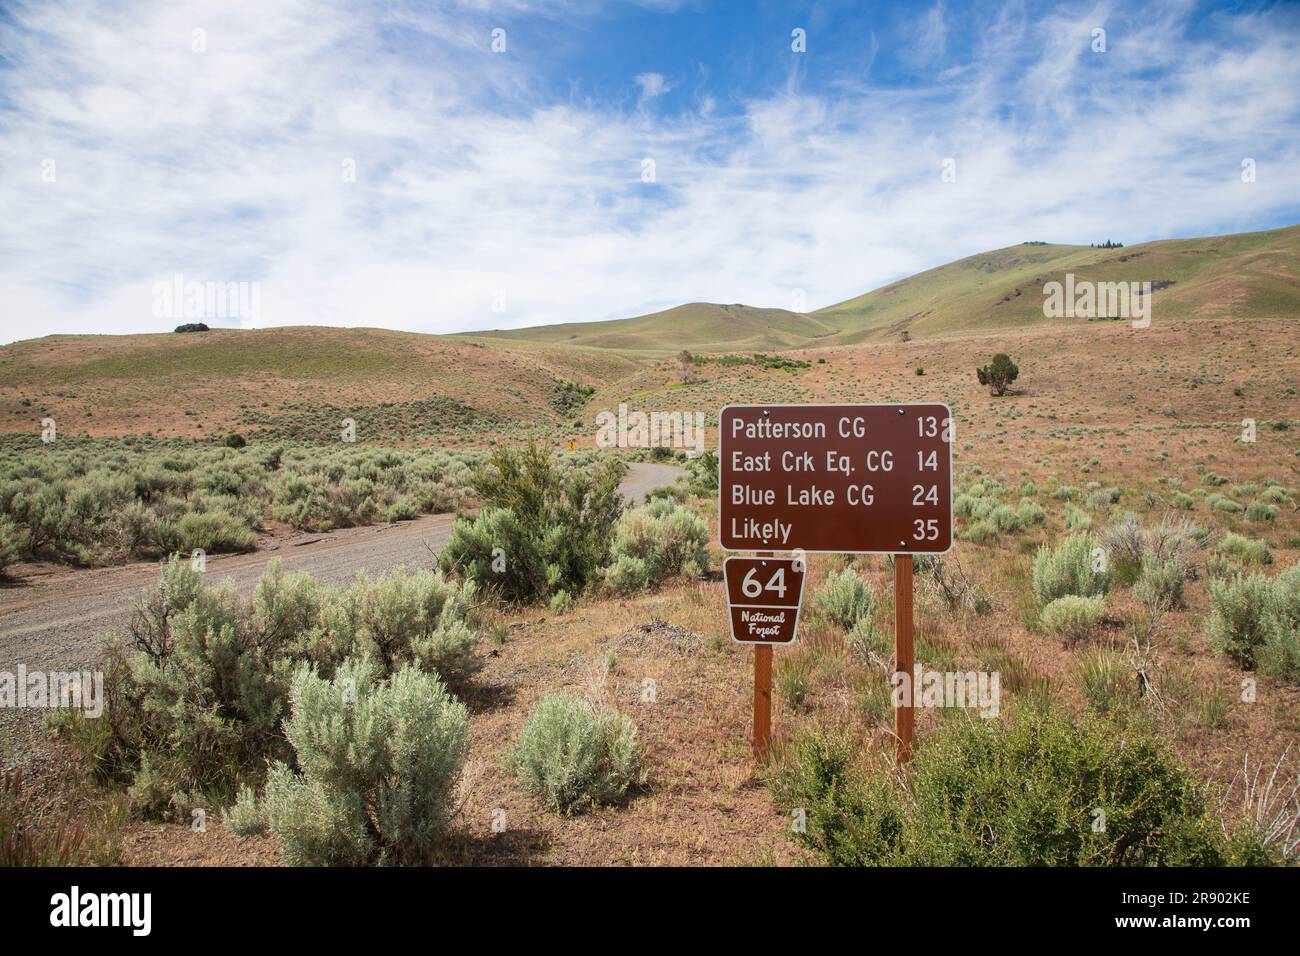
(719, 403), (954, 554)
(724, 556), (806, 645)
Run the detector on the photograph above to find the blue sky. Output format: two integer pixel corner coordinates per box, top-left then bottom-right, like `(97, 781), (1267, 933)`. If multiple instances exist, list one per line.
(1, 0), (1299, 342)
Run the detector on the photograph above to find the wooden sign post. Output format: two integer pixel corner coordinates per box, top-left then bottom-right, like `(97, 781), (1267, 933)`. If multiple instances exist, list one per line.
(754, 641), (772, 756)
(723, 554), (806, 756)
(894, 553), (914, 764)
(718, 403), (952, 766)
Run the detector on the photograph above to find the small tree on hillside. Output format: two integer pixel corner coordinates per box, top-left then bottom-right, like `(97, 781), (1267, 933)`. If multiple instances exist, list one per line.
(977, 353), (1019, 396)
(676, 350), (695, 384)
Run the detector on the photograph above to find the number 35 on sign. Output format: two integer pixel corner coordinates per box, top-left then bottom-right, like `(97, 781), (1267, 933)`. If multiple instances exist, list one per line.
(724, 556), (807, 645)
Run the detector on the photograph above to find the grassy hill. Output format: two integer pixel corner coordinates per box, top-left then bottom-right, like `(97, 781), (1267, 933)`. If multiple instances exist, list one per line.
(2, 224), (1295, 440)
(818, 224), (1300, 343)
(480, 224), (1300, 352)
(0, 326), (635, 442)
(464, 302), (840, 354)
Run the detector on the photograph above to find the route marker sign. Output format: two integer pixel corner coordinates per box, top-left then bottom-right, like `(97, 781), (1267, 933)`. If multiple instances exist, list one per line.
(717, 403), (954, 765)
(724, 556), (806, 646)
(718, 403), (954, 555)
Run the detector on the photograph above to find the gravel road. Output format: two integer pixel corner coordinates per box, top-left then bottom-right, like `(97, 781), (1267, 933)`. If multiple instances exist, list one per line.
(0, 462), (681, 761)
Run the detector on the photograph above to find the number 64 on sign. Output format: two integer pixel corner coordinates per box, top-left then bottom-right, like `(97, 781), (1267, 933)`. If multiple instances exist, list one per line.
(724, 556), (806, 645)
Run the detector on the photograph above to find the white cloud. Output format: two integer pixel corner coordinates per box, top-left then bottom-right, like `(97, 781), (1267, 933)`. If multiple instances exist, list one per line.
(0, 0), (1298, 344)
(634, 71), (673, 100)
(904, 2), (949, 66)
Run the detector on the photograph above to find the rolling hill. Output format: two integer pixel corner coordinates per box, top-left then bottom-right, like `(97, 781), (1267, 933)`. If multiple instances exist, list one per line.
(473, 224), (1300, 352)
(0, 326), (636, 441)
(818, 224), (1300, 342)
(463, 302), (840, 353)
(2, 223), (1296, 439)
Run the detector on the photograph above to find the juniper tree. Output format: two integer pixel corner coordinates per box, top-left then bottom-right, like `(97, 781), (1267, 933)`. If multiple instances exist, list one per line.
(976, 353), (1019, 396)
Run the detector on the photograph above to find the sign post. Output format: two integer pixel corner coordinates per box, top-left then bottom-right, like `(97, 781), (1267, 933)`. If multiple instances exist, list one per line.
(754, 641), (771, 757)
(894, 553), (914, 764)
(723, 554), (806, 757)
(718, 403), (952, 766)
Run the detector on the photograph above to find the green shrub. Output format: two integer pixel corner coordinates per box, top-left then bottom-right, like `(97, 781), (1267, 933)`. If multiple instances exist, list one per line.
(1032, 533), (1109, 607)
(1266, 564), (1300, 634)
(262, 658), (469, 865)
(549, 589), (574, 614)
(225, 784), (267, 836)
(1016, 498), (1046, 526)
(0, 438), (479, 567)
(960, 518), (997, 542)
(603, 499), (709, 594)
(1085, 489), (1112, 509)
(1207, 554), (1237, 580)
(602, 553), (650, 593)
(1135, 556), (1186, 610)
(814, 569), (874, 631)
(1172, 491), (1196, 510)
(346, 567), (480, 684)
(1207, 493), (1243, 514)
(383, 495), (419, 523)
(68, 557), (484, 820)
(988, 504), (1023, 533)
(510, 692), (642, 813)
(1259, 621), (1300, 681)
(118, 558), (287, 816)
(1205, 572), (1281, 669)
(1245, 501), (1278, 523)
(771, 708), (1260, 866)
(1218, 532), (1272, 566)
(645, 483), (687, 504)
(976, 353), (1019, 396)
(1040, 594), (1105, 644)
(440, 443), (625, 604)
(1064, 505), (1091, 530)
(175, 510), (257, 554)
(681, 449), (718, 496)
(251, 561), (326, 656)
(0, 515), (22, 575)
(1222, 567), (1294, 681)
(551, 379), (595, 415)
